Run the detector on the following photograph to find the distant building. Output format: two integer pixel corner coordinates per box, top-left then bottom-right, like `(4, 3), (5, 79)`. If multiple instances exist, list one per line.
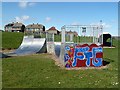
(4, 23), (14, 32)
(113, 36), (120, 40)
(66, 30), (78, 36)
(0, 29), (3, 32)
(46, 26), (60, 35)
(4, 22), (25, 32)
(25, 23), (45, 33)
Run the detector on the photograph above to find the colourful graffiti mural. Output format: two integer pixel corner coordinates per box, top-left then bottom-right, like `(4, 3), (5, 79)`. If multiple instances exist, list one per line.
(64, 44), (103, 68)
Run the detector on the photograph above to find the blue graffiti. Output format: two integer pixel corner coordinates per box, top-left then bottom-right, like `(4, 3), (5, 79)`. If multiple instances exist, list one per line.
(84, 51), (92, 67)
(77, 46), (89, 52)
(64, 53), (70, 62)
(72, 46), (90, 67)
(72, 46), (103, 67)
(65, 46), (70, 51)
(92, 47), (103, 67)
(65, 63), (71, 68)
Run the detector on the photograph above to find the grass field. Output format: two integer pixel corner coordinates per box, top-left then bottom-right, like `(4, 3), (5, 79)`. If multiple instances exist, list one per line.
(2, 32), (119, 88)
(2, 41), (119, 88)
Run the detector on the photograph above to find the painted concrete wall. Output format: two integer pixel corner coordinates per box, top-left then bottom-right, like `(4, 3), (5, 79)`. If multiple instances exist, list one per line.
(47, 42), (55, 54)
(64, 44), (103, 68)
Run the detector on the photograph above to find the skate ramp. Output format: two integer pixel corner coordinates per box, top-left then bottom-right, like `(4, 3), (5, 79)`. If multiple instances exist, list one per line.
(54, 42), (74, 57)
(0, 52), (10, 58)
(54, 42), (61, 57)
(7, 36), (47, 56)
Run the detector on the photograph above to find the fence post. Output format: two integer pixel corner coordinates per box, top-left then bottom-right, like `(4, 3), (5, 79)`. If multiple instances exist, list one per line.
(60, 26), (66, 66)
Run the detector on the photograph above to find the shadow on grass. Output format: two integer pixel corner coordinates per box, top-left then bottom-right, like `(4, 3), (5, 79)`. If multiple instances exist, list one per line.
(103, 60), (110, 66)
(103, 58), (114, 66)
(0, 53), (12, 59)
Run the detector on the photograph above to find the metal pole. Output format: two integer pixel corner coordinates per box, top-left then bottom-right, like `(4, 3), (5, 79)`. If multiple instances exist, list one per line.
(93, 27), (94, 43)
(100, 20), (103, 45)
(60, 26), (66, 66)
(46, 32), (48, 42)
(78, 26), (80, 43)
(101, 28), (103, 45)
(111, 36), (112, 47)
(53, 33), (54, 42)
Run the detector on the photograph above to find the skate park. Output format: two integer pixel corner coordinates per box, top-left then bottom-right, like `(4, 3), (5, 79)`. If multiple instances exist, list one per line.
(1, 2), (118, 88)
(1, 24), (118, 88)
(2, 21), (118, 88)
(1, 22), (114, 68)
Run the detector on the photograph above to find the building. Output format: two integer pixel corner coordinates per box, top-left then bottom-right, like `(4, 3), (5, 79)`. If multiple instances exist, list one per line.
(66, 30), (78, 36)
(73, 31), (78, 36)
(4, 22), (25, 32)
(25, 23), (45, 33)
(4, 23), (14, 32)
(25, 23), (45, 38)
(46, 26), (60, 35)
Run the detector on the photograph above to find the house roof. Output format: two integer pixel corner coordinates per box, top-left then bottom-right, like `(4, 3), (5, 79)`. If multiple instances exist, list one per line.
(5, 23), (14, 27)
(5, 22), (24, 27)
(12, 22), (23, 27)
(47, 26), (59, 31)
(66, 30), (78, 36)
(26, 23), (44, 29)
(66, 30), (73, 33)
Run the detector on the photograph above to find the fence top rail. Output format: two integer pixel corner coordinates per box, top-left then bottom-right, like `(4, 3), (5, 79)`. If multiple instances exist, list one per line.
(62, 25), (103, 29)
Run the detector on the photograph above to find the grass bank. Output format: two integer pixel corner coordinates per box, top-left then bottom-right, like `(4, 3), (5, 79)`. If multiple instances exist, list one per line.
(2, 32), (24, 49)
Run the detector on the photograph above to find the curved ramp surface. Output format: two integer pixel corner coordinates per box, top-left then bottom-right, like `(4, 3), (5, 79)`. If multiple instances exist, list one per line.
(8, 36), (47, 56)
(54, 42), (61, 57)
(54, 42), (73, 57)
(0, 52), (10, 58)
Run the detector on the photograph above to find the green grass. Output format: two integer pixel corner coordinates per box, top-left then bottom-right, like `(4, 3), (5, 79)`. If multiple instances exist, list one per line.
(0, 32), (2, 49)
(2, 32), (24, 49)
(54, 34), (61, 42)
(2, 39), (119, 88)
(73, 36), (93, 43)
(54, 34), (93, 43)
(2, 32), (119, 88)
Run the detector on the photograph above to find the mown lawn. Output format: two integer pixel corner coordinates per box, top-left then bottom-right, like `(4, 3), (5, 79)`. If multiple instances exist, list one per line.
(2, 32), (119, 88)
(2, 32), (24, 49)
(54, 34), (93, 43)
(2, 39), (119, 88)
(0, 32), (2, 49)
